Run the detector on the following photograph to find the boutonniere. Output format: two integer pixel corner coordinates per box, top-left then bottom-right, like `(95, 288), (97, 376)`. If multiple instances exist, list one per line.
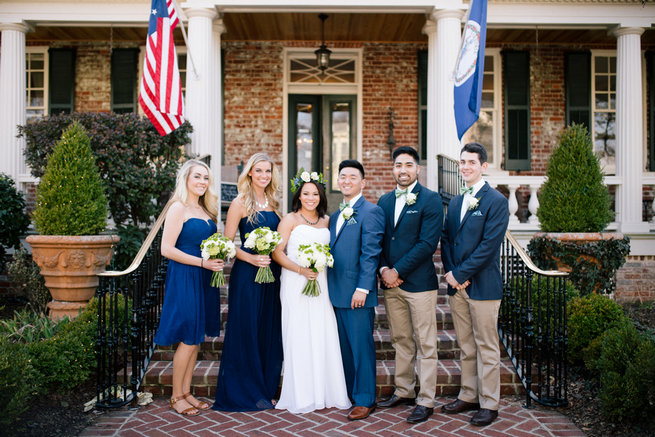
(342, 206), (357, 225)
(467, 197), (479, 211)
(405, 192), (417, 206)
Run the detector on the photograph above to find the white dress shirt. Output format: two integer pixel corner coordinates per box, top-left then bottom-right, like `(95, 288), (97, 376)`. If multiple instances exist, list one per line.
(460, 178), (486, 222)
(394, 180), (418, 226)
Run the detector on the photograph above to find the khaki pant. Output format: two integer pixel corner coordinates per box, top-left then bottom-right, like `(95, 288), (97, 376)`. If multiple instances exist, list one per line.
(449, 289), (501, 410)
(384, 287), (438, 407)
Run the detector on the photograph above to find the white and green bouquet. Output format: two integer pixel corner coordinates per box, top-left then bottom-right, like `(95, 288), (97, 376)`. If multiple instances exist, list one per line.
(296, 242), (334, 297)
(200, 233), (236, 287)
(243, 226), (283, 283)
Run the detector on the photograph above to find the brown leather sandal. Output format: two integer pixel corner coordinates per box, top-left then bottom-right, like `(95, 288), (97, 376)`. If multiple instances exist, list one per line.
(170, 395), (200, 416)
(182, 392), (211, 410)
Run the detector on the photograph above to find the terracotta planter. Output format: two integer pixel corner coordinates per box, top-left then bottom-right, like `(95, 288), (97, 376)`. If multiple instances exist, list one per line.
(26, 234), (120, 320)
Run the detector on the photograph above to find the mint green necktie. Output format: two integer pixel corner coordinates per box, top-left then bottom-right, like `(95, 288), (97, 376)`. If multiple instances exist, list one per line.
(339, 202), (348, 211)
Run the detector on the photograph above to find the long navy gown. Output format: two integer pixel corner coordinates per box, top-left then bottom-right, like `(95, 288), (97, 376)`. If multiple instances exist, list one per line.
(154, 218), (221, 347)
(213, 211), (283, 411)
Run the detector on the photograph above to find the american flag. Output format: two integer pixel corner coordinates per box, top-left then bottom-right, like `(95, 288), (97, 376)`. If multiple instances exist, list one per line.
(139, 0), (184, 136)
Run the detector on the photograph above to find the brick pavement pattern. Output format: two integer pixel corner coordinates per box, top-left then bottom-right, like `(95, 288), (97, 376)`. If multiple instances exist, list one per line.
(81, 396), (584, 437)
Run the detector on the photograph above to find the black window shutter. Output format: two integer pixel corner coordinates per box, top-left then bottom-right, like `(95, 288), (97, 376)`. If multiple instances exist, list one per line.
(111, 48), (139, 113)
(49, 48), (76, 114)
(565, 52), (591, 130)
(649, 51), (655, 172)
(503, 50), (530, 171)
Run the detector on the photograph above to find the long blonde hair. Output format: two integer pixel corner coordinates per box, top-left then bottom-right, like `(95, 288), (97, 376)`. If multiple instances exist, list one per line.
(236, 153), (281, 223)
(171, 159), (219, 221)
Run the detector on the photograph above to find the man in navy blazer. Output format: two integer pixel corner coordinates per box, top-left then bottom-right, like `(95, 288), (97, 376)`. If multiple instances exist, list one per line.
(376, 146), (443, 424)
(440, 143), (509, 427)
(328, 160), (384, 421)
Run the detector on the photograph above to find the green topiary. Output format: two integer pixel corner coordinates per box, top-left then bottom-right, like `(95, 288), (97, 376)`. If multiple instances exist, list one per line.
(537, 123), (613, 232)
(595, 322), (655, 422)
(0, 173), (30, 263)
(567, 293), (626, 365)
(32, 121), (107, 235)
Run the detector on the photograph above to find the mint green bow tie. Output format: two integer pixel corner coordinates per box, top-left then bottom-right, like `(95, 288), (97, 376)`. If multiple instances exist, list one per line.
(461, 186), (474, 195)
(339, 202), (349, 211)
(395, 188), (408, 198)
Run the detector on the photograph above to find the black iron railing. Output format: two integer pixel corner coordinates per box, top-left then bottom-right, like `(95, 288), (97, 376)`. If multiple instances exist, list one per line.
(437, 153), (569, 408)
(499, 231), (569, 407)
(95, 202), (171, 408)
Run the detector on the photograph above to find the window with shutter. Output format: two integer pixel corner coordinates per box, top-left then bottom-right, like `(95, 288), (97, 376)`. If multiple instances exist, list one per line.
(111, 48), (139, 113)
(565, 52), (591, 130)
(503, 50), (530, 171)
(648, 51), (654, 172)
(49, 48), (76, 114)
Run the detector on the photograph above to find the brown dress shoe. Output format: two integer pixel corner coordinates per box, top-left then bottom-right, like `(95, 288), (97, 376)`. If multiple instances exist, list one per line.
(441, 399), (480, 414)
(348, 405), (376, 420)
(470, 408), (498, 426)
(377, 395), (415, 408)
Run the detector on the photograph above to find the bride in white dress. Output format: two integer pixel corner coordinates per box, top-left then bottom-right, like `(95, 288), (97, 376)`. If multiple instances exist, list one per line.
(272, 175), (351, 414)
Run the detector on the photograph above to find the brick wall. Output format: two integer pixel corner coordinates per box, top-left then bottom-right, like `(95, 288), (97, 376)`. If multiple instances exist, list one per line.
(74, 44), (112, 113)
(615, 256), (655, 302)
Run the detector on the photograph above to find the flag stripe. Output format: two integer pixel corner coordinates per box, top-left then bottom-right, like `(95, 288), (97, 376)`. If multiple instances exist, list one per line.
(139, 0), (184, 136)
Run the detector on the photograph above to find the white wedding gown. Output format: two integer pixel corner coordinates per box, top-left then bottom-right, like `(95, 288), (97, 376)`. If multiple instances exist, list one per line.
(275, 225), (352, 414)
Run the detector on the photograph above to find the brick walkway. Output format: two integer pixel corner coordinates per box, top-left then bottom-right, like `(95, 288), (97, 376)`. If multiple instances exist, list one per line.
(81, 396), (584, 436)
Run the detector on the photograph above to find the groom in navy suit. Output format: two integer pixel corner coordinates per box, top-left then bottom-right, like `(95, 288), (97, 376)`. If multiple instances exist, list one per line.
(328, 160), (384, 421)
(376, 146), (443, 424)
(440, 143), (509, 427)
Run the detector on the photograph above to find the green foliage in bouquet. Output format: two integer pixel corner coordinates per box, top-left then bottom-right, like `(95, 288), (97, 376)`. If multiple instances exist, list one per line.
(537, 124), (613, 232)
(32, 122), (107, 235)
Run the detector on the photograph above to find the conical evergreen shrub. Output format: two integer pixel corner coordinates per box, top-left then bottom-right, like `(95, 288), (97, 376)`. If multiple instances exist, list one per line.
(33, 122), (107, 235)
(537, 123), (612, 232)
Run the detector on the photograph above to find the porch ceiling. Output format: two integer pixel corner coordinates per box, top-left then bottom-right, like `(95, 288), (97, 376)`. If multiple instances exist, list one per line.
(22, 13), (655, 47)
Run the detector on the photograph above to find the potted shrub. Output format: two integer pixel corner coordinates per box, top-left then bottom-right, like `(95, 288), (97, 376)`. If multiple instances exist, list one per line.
(528, 123), (630, 295)
(26, 122), (119, 320)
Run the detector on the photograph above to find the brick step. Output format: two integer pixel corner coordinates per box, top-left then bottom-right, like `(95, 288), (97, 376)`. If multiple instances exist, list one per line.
(211, 301), (455, 332)
(139, 358), (524, 399)
(152, 325), (465, 362)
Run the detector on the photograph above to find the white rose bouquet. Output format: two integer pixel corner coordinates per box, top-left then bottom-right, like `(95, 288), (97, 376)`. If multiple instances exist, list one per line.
(200, 233), (236, 287)
(296, 242), (334, 297)
(243, 226), (283, 283)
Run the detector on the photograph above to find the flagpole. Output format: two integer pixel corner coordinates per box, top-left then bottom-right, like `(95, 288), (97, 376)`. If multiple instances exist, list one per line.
(171, 0), (199, 80)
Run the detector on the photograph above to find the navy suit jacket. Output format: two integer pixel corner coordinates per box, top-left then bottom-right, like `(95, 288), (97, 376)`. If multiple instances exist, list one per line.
(328, 196), (385, 309)
(377, 183), (443, 292)
(440, 182), (509, 300)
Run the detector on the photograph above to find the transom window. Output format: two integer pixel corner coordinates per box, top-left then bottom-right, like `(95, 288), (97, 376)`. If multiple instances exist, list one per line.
(289, 56), (356, 84)
(592, 52), (616, 174)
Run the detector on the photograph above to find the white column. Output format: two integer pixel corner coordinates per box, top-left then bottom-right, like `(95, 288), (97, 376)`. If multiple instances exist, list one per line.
(0, 22), (28, 186)
(185, 8), (217, 158)
(211, 18), (225, 204)
(615, 27), (649, 233)
(423, 6), (465, 191)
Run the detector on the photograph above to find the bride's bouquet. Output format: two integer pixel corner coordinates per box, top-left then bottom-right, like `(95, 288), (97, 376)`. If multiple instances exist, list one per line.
(296, 242), (334, 297)
(200, 233), (236, 287)
(243, 226), (283, 283)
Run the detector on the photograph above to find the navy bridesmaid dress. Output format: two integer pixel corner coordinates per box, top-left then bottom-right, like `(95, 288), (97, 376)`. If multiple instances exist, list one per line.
(154, 218), (221, 346)
(213, 211), (283, 411)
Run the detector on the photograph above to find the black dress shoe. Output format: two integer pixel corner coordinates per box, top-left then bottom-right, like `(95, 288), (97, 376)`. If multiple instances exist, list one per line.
(441, 399), (480, 414)
(470, 408), (498, 426)
(377, 395), (415, 408)
(406, 405), (434, 424)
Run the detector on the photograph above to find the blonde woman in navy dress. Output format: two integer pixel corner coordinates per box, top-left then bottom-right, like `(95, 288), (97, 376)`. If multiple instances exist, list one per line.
(213, 153), (284, 411)
(154, 160), (223, 416)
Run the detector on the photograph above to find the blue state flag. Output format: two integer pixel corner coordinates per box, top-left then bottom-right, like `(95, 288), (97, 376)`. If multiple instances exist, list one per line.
(453, 0), (488, 140)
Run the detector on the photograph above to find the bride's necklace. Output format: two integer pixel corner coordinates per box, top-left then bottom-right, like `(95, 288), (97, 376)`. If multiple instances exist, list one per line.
(255, 194), (268, 209)
(299, 212), (319, 226)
